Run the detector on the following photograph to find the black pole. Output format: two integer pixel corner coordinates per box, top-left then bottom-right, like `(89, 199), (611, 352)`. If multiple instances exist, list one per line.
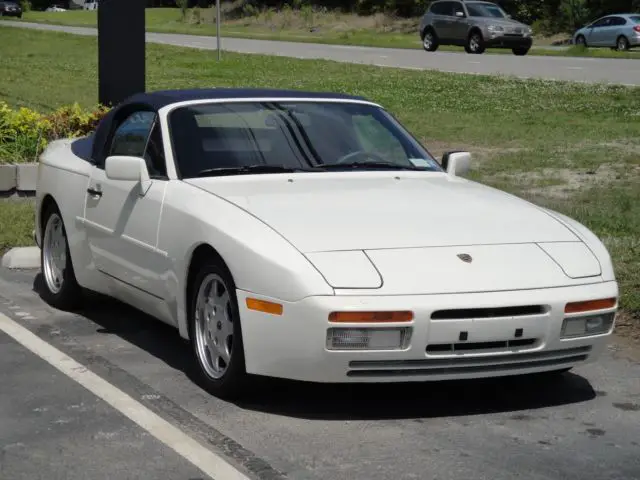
(98, 0), (146, 106)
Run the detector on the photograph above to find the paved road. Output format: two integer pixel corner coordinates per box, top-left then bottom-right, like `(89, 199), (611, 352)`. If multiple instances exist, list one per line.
(1, 266), (639, 480)
(2, 20), (639, 85)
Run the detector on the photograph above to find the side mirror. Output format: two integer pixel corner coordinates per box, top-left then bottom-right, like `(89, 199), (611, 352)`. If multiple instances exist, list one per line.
(105, 155), (152, 194)
(441, 151), (471, 177)
(455, 10), (465, 17)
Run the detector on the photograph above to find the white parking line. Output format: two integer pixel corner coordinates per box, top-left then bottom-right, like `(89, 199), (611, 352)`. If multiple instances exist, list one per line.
(0, 312), (250, 480)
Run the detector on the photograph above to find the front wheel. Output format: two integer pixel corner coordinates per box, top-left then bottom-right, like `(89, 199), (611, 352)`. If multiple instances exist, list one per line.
(189, 259), (249, 400)
(465, 32), (485, 54)
(512, 46), (530, 56)
(575, 35), (587, 47)
(422, 29), (439, 52)
(40, 204), (83, 310)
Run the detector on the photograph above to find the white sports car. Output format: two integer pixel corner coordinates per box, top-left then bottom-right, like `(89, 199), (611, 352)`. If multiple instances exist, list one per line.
(34, 88), (618, 399)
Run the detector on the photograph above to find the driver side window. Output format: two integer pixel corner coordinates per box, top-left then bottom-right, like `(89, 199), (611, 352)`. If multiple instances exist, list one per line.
(108, 111), (167, 179)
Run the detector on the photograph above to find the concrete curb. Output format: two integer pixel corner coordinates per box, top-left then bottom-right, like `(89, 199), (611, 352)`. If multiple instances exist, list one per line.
(0, 164), (17, 192)
(1, 247), (40, 270)
(0, 163), (38, 194)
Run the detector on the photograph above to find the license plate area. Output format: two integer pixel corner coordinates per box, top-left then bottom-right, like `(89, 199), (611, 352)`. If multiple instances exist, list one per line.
(426, 317), (548, 356)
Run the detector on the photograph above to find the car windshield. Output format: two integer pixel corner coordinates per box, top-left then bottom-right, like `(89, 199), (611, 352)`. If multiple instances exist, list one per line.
(466, 2), (508, 18)
(168, 101), (442, 178)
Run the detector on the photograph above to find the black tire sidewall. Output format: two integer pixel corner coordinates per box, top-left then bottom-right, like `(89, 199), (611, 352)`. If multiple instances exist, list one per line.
(617, 36), (629, 50)
(189, 260), (248, 399)
(40, 205), (81, 310)
(467, 32), (484, 54)
(422, 29), (438, 51)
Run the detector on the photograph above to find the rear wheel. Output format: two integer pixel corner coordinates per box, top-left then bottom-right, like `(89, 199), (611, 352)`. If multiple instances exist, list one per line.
(512, 46), (530, 56)
(189, 259), (249, 400)
(422, 28), (439, 52)
(40, 204), (82, 310)
(465, 31), (485, 54)
(616, 35), (629, 51)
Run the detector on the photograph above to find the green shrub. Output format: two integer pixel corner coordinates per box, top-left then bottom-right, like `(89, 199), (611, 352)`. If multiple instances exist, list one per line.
(0, 102), (110, 164)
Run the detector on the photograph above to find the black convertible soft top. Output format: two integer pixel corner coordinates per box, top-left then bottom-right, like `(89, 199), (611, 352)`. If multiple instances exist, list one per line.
(89, 88), (369, 166)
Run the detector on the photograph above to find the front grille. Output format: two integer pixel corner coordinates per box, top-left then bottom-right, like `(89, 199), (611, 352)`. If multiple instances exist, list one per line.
(431, 305), (547, 320)
(346, 346), (591, 378)
(426, 338), (537, 354)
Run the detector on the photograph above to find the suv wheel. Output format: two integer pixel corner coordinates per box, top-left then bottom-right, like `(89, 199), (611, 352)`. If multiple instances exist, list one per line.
(422, 29), (439, 52)
(512, 47), (530, 56)
(465, 31), (485, 54)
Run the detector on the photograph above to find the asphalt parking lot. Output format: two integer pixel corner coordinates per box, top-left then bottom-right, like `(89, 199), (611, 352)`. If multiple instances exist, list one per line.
(1, 266), (639, 480)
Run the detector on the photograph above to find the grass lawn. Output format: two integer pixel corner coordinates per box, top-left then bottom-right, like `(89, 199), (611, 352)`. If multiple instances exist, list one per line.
(0, 197), (35, 256)
(0, 26), (638, 329)
(8, 7), (640, 60)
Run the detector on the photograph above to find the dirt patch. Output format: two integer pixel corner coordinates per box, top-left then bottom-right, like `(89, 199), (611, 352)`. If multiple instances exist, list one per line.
(422, 140), (526, 163)
(487, 164), (636, 200)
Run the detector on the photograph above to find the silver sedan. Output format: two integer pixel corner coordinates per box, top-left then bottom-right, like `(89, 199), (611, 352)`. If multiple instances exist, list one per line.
(573, 13), (640, 51)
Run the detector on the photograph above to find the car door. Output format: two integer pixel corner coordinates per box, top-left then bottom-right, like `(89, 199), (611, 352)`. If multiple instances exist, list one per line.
(586, 17), (612, 46)
(449, 1), (469, 43)
(82, 109), (170, 300)
(431, 1), (455, 41)
(607, 16), (628, 46)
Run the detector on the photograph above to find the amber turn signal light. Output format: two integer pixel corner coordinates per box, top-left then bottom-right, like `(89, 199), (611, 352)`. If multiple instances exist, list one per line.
(328, 311), (414, 323)
(246, 298), (283, 315)
(565, 298), (616, 314)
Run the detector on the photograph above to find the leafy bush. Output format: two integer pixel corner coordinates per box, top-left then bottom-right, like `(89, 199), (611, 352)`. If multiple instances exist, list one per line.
(0, 102), (110, 164)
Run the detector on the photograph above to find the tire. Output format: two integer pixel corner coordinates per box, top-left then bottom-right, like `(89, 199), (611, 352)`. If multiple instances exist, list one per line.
(421, 28), (439, 52)
(616, 35), (629, 51)
(465, 31), (485, 54)
(575, 35), (587, 47)
(512, 46), (530, 56)
(40, 203), (83, 311)
(189, 258), (249, 400)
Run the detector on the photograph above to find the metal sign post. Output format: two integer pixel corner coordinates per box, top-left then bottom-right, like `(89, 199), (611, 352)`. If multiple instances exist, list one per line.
(98, 0), (145, 106)
(216, 0), (221, 61)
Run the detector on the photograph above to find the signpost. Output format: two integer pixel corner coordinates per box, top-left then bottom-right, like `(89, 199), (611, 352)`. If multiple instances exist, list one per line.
(216, 0), (221, 61)
(97, 0), (146, 106)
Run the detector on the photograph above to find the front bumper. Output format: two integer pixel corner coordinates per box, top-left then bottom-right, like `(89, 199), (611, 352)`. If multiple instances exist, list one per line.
(484, 34), (533, 49)
(0, 10), (22, 17)
(238, 281), (617, 383)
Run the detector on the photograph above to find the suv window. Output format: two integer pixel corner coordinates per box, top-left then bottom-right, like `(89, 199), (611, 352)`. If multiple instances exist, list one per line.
(450, 1), (465, 16)
(430, 1), (453, 16)
(466, 2), (507, 18)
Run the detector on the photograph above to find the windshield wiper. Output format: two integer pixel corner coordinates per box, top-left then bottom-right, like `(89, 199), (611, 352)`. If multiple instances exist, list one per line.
(320, 161), (424, 171)
(195, 165), (319, 177)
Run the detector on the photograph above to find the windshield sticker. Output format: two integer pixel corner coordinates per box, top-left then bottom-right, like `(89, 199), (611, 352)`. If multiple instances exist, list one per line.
(409, 158), (439, 169)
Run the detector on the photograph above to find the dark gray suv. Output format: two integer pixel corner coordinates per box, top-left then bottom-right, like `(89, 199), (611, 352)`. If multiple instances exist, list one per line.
(419, 0), (533, 55)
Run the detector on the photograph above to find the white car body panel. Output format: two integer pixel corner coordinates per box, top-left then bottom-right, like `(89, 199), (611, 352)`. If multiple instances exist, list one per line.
(34, 94), (619, 384)
(183, 174), (580, 253)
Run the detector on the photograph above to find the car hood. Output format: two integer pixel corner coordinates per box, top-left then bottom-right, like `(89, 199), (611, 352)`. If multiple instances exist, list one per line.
(478, 17), (528, 28)
(185, 173), (579, 253)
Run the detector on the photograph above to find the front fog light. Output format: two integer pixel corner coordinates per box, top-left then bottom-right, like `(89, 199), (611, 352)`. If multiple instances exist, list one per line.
(561, 313), (615, 338)
(326, 327), (412, 351)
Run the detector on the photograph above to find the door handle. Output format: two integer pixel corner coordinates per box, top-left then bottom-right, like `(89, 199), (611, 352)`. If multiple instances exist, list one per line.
(87, 187), (103, 198)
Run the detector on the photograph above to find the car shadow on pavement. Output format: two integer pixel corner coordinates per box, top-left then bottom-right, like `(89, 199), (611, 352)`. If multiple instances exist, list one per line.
(31, 273), (597, 421)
